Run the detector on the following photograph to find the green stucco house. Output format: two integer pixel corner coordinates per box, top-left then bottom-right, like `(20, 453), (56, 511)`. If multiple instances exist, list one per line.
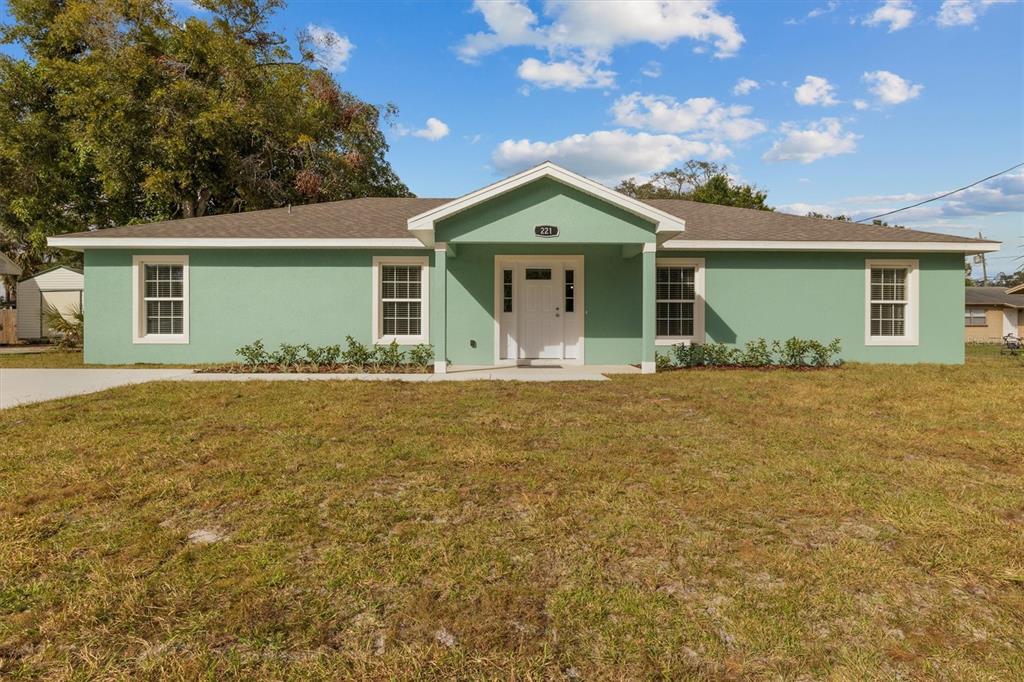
(49, 162), (999, 373)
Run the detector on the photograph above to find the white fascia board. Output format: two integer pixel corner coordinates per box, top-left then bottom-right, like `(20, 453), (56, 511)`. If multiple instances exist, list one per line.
(47, 237), (427, 251)
(406, 161), (686, 239)
(660, 239), (1002, 254)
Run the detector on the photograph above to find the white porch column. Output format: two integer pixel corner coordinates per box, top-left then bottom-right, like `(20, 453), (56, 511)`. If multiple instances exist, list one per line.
(431, 243), (448, 374)
(641, 243), (657, 374)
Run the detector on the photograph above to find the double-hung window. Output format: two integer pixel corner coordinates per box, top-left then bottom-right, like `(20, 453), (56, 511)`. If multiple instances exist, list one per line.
(865, 259), (918, 345)
(132, 255), (189, 344)
(964, 308), (987, 327)
(372, 256), (429, 344)
(655, 258), (705, 344)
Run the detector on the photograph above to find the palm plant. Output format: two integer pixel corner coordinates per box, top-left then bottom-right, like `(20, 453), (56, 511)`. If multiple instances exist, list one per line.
(43, 303), (83, 349)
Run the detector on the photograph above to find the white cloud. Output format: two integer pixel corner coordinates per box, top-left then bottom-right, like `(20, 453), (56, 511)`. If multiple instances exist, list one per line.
(786, 0), (840, 24)
(517, 57), (615, 90)
(935, 0), (1012, 27)
(491, 130), (729, 184)
(306, 24), (354, 72)
(641, 61), (662, 78)
(763, 118), (859, 164)
(864, 0), (916, 31)
(733, 78), (759, 95)
(853, 99), (870, 110)
(863, 70), (923, 104)
(794, 75), (840, 106)
(611, 92), (766, 142)
(398, 117), (450, 141)
(457, 0), (745, 89)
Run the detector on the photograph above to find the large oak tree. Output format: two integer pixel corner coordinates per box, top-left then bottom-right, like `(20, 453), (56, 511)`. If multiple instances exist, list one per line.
(0, 0), (410, 295)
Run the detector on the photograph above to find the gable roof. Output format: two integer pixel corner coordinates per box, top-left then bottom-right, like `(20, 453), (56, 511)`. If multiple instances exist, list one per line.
(0, 251), (21, 276)
(965, 287), (1024, 308)
(47, 170), (1001, 254)
(1008, 283), (1024, 295)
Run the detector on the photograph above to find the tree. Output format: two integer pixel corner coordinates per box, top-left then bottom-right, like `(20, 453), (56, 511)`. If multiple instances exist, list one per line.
(0, 0), (410, 296)
(615, 160), (772, 210)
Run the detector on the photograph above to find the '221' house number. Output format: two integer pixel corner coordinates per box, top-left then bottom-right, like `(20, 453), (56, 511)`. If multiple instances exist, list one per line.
(534, 225), (559, 238)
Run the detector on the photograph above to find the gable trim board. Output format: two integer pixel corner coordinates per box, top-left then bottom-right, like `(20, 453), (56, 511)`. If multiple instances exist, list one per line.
(46, 163), (999, 369)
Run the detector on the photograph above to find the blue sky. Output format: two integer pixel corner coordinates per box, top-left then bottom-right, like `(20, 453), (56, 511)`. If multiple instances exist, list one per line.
(7, 0), (1024, 274)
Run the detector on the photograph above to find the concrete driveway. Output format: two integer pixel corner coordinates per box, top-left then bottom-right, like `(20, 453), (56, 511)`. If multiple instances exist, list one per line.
(0, 369), (192, 409)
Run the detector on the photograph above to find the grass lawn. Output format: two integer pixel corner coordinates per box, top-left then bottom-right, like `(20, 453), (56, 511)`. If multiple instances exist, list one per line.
(1, 347), (1022, 679)
(0, 350), (200, 369)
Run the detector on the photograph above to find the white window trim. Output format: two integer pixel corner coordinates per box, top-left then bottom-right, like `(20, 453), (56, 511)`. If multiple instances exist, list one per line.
(371, 255), (429, 345)
(132, 255), (190, 344)
(865, 259), (919, 346)
(655, 257), (706, 345)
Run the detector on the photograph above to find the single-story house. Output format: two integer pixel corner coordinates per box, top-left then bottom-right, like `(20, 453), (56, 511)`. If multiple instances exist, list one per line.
(964, 286), (1024, 342)
(16, 265), (85, 340)
(48, 162), (1000, 372)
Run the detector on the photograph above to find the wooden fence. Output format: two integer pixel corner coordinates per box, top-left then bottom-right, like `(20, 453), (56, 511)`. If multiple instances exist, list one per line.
(0, 308), (17, 344)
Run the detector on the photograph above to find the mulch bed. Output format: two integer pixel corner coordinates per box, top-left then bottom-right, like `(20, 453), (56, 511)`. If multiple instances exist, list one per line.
(198, 364), (433, 374)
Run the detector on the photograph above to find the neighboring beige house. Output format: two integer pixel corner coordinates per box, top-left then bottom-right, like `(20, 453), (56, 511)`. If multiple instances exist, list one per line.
(965, 286), (1024, 342)
(16, 265), (84, 340)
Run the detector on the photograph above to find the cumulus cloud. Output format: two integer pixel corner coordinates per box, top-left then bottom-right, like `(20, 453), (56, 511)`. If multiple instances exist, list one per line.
(457, 0), (745, 89)
(763, 118), (859, 164)
(610, 93), (766, 142)
(935, 0), (1012, 27)
(305, 24), (354, 72)
(733, 78), (759, 95)
(398, 117), (450, 141)
(517, 57), (615, 90)
(794, 75), (840, 106)
(863, 0), (916, 31)
(491, 130), (729, 184)
(863, 70), (923, 104)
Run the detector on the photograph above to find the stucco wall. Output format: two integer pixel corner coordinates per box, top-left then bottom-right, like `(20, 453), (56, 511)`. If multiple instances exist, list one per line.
(84, 248), (966, 365)
(965, 308), (1005, 343)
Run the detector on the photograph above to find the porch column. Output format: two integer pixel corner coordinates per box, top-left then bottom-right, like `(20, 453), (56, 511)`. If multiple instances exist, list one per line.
(432, 243), (447, 374)
(641, 243), (656, 374)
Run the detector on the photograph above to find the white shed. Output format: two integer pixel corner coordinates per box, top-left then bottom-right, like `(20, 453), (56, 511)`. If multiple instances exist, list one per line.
(16, 265), (84, 340)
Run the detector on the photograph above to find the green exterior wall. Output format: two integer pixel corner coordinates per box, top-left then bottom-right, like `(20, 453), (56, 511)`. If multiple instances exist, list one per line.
(83, 248), (965, 366)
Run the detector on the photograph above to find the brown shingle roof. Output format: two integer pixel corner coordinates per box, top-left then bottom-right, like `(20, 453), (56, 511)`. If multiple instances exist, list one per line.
(55, 196), (988, 245)
(965, 287), (1024, 308)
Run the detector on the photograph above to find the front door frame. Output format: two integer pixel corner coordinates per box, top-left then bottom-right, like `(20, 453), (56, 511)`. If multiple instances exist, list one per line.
(493, 254), (584, 366)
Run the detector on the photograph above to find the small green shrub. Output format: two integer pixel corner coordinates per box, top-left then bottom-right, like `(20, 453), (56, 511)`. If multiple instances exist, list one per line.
(672, 342), (706, 367)
(341, 336), (374, 367)
(808, 338), (842, 367)
(236, 339), (269, 367)
(305, 344), (341, 367)
(774, 337), (811, 367)
(408, 344), (434, 367)
(374, 340), (404, 368)
(270, 343), (305, 369)
(740, 338), (772, 367)
(655, 353), (673, 371)
(703, 342), (741, 367)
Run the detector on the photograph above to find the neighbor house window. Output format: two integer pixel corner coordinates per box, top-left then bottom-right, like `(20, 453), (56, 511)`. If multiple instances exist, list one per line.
(965, 307), (987, 327)
(655, 258), (705, 344)
(865, 259), (918, 346)
(132, 255), (189, 344)
(372, 256), (429, 344)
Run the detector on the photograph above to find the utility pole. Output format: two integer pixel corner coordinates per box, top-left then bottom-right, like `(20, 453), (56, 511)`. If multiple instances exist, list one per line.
(977, 231), (988, 284)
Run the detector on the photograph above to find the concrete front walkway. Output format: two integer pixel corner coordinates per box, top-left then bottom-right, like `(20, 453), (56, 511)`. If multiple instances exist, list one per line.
(1, 365), (637, 408)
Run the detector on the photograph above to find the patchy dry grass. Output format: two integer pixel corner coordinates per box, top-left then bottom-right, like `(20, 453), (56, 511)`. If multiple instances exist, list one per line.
(1, 347), (1022, 679)
(0, 350), (200, 369)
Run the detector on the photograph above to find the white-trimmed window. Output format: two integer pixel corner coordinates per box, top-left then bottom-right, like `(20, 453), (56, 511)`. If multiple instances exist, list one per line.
(655, 258), (705, 344)
(964, 307), (987, 327)
(865, 259), (918, 346)
(372, 256), (429, 344)
(132, 255), (189, 344)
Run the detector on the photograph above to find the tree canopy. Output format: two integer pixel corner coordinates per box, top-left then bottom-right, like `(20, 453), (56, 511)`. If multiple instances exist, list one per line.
(0, 0), (410, 291)
(615, 161), (772, 211)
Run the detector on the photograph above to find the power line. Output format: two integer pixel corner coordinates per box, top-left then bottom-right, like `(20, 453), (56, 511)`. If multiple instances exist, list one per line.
(855, 161), (1024, 224)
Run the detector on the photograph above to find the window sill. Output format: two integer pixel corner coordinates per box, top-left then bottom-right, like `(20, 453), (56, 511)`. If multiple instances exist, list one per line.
(865, 336), (918, 347)
(374, 336), (427, 346)
(133, 334), (189, 345)
(656, 337), (701, 346)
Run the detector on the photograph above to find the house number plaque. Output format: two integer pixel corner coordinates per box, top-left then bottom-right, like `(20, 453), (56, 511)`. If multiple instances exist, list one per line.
(535, 225), (559, 238)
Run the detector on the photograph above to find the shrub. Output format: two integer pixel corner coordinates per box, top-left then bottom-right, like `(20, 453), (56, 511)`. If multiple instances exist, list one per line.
(774, 337), (811, 367)
(270, 343), (305, 369)
(740, 338), (772, 367)
(305, 344), (341, 367)
(236, 339), (269, 367)
(341, 336), (374, 367)
(43, 303), (84, 349)
(374, 340), (404, 369)
(808, 338), (842, 367)
(408, 343), (434, 367)
(703, 342), (741, 367)
(655, 353), (673, 372)
(672, 342), (706, 368)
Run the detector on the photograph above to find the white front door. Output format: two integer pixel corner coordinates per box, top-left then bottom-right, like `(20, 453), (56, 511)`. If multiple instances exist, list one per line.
(519, 266), (562, 359)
